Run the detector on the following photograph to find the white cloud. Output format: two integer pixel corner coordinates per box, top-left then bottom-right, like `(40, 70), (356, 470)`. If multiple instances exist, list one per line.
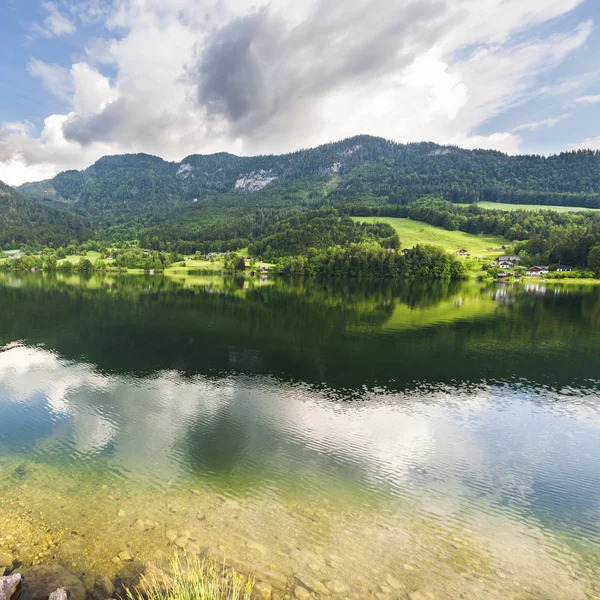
(33, 1), (76, 38)
(513, 113), (571, 133)
(28, 59), (73, 100)
(572, 136), (600, 151)
(574, 94), (600, 104)
(0, 0), (595, 184)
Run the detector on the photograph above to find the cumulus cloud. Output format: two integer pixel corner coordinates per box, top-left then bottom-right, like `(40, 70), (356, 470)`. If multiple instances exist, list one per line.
(572, 136), (600, 151)
(33, 1), (76, 38)
(0, 0), (595, 184)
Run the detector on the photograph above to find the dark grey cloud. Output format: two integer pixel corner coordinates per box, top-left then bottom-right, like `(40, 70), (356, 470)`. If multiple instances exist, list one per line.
(62, 97), (175, 148)
(193, 0), (448, 135)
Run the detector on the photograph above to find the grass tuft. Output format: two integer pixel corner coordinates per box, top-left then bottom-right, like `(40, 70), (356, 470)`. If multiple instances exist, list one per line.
(127, 556), (254, 600)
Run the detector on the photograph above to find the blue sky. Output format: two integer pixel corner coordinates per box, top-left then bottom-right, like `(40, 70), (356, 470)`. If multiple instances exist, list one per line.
(0, 0), (599, 184)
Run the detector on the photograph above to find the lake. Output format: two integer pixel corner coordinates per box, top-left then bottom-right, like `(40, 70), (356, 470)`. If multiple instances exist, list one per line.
(0, 273), (599, 599)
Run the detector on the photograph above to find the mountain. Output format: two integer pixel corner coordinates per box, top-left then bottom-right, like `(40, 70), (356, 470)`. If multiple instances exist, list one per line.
(16, 135), (600, 246)
(0, 180), (93, 248)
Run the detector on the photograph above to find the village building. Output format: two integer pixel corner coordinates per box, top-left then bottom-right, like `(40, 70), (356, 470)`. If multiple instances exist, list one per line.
(497, 260), (515, 269)
(556, 266), (573, 272)
(527, 266), (549, 276)
(497, 255), (520, 264)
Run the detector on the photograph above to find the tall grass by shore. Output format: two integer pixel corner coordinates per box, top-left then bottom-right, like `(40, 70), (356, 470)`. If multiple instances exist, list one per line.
(128, 557), (254, 600)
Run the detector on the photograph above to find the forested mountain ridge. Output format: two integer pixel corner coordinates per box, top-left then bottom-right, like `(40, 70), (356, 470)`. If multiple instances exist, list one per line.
(19, 134), (600, 206)
(0, 180), (93, 248)
(11, 135), (600, 249)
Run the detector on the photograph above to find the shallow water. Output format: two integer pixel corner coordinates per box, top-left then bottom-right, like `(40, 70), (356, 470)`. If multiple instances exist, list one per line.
(0, 274), (599, 599)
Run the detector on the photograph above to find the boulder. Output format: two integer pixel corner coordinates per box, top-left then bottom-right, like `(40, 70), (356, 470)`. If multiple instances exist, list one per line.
(0, 574), (21, 600)
(255, 570), (286, 592)
(293, 587), (311, 600)
(294, 574), (329, 596)
(20, 565), (86, 600)
(0, 556), (13, 570)
(253, 581), (272, 599)
(48, 589), (67, 600)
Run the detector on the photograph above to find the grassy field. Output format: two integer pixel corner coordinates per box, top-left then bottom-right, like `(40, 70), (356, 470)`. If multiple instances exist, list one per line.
(456, 202), (600, 213)
(58, 251), (103, 264)
(353, 217), (509, 258)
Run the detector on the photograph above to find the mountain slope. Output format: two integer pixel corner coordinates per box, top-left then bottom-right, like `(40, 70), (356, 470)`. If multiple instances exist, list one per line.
(17, 135), (600, 244)
(0, 180), (92, 247)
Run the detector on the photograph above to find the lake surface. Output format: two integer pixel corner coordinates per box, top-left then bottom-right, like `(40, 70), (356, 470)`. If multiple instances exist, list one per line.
(0, 273), (599, 599)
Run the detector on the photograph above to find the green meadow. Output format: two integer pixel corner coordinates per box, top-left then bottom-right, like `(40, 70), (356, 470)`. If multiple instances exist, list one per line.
(353, 217), (509, 258)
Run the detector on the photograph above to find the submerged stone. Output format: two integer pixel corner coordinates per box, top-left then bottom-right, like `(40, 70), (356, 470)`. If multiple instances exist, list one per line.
(0, 556), (12, 570)
(293, 586), (311, 600)
(48, 588), (67, 600)
(165, 530), (178, 542)
(295, 575), (328, 596)
(0, 573), (21, 600)
(325, 580), (346, 594)
(253, 581), (272, 599)
(20, 565), (86, 600)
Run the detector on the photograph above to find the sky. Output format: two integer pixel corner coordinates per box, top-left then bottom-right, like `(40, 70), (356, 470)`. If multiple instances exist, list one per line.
(0, 0), (599, 186)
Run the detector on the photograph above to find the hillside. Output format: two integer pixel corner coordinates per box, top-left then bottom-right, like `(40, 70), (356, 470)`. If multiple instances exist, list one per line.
(0, 180), (92, 248)
(17, 136), (600, 245)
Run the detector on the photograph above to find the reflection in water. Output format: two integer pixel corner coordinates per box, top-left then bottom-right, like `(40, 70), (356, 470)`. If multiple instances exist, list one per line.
(0, 274), (599, 599)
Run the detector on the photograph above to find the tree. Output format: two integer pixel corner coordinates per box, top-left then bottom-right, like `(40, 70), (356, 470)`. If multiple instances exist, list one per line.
(588, 245), (600, 276)
(79, 258), (93, 273)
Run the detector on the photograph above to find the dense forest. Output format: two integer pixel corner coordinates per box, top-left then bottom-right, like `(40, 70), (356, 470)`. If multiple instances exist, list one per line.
(0, 180), (92, 248)
(274, 243), (466, 279)
(248, 209), (399, 260)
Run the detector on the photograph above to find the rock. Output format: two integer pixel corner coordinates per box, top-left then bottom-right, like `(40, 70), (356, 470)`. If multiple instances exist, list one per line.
(48, 588), (68, 600)
(253, 581), (272, 599)
(135, 520), (145, 530)
(0, 573), (21, 600)
(165, 530), (178, 542)
(21, 565), (86, 600)
(118, 551), (133, 562)
(325, 580), (346, 594)
(185, 542), (202, 556)
(111, 557), (121, 564)
(83, 576), (96, 593)
(385, 574), (401, 590)
(0, 556), (13, 570)
(403, 564), (415, 572)
(256, 570), (287, 591)
(379, 585), (391, 594)
(180, 530), (191, 539)
(295, 575), (328, 596)
(117, 509), (126, 518)
(174, 538), (188, 549)
(135, 564), (172, 595)
(293, 587), (311, 600)
(408, 592), (426, 600)
(246, 541), (267, 554)
(99, 577), (115, 596)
